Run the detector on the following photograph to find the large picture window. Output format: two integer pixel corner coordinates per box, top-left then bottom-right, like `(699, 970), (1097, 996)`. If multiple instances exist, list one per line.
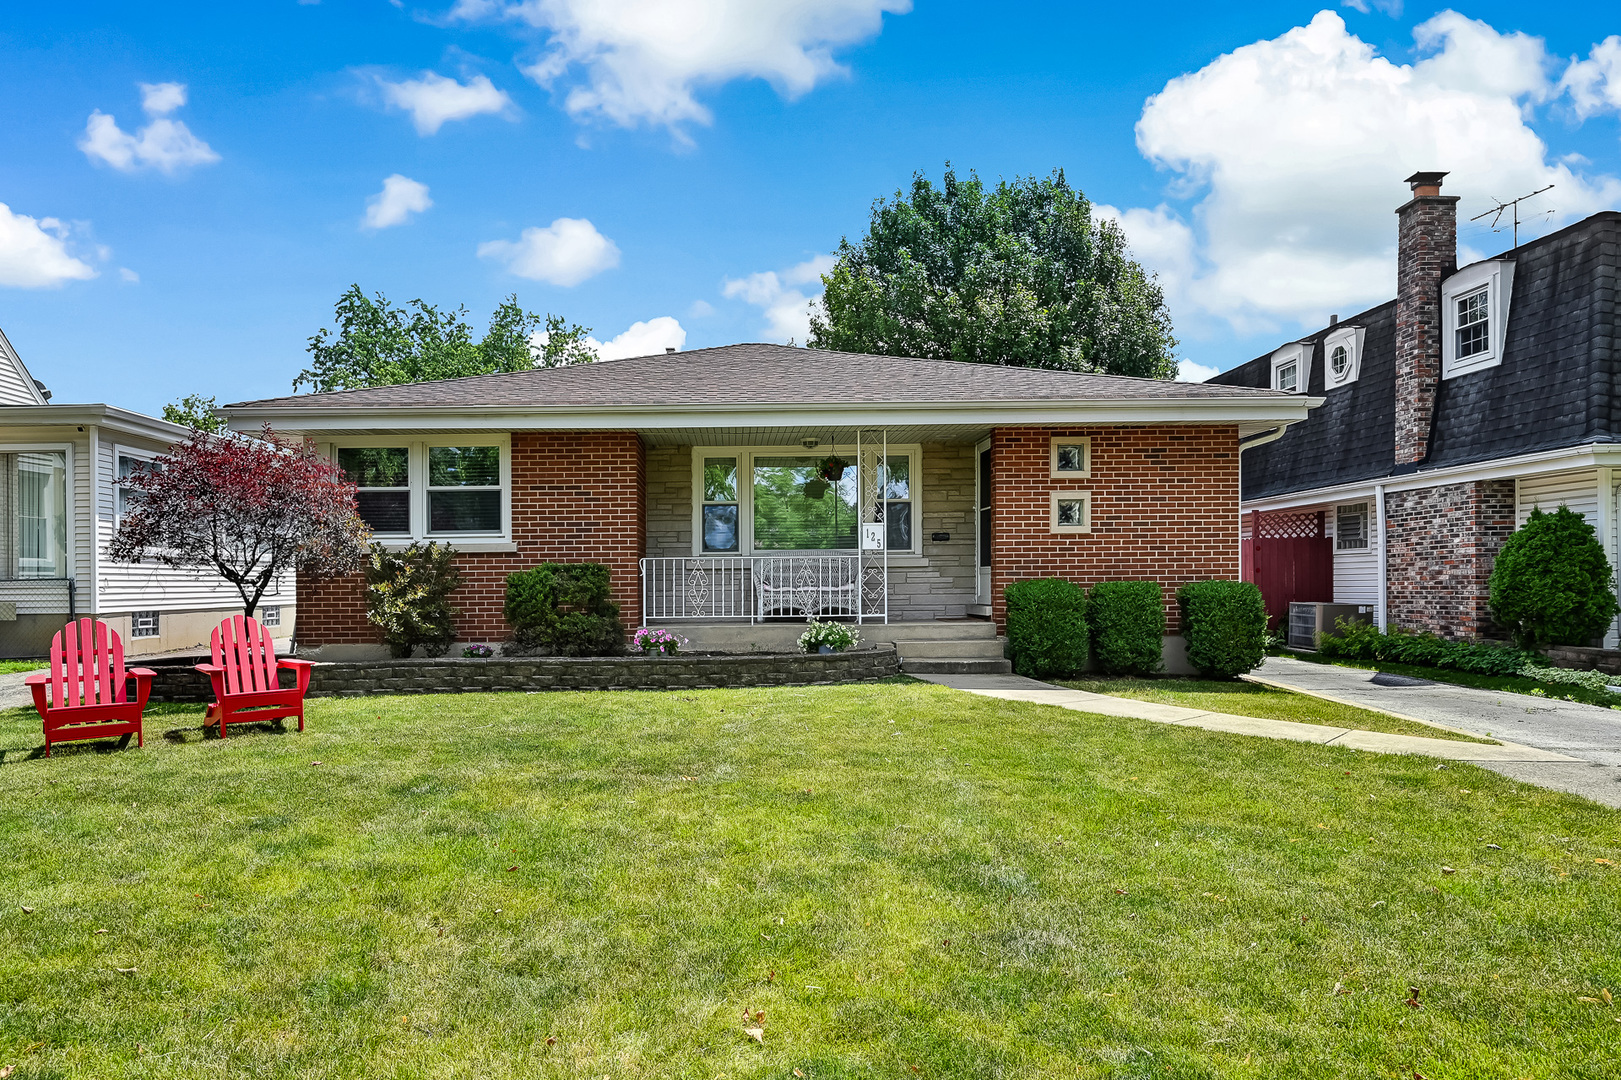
(333, 439), (509, 542)
(691, 445), (920, 556)
(0, 450), (68, 579)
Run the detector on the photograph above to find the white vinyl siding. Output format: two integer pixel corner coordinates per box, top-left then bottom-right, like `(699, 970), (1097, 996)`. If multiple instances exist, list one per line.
(1327, 503), (1378, 605)
(0, 333), (45, 405)
(94, 434), (293, 615)
(1516, 469), (1599, 529)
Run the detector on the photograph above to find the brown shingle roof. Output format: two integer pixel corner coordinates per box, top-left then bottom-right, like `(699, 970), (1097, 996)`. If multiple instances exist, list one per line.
(227, 343), (1284, 410)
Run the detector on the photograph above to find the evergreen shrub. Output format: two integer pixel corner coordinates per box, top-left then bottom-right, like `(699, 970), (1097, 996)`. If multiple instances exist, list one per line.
(1004, 577), (1089, 679)
(504, 563), (625, 656)
(364, 541), (460, 658)
(1176, 580), (1266, 679)
(1489, 505), (1621, 647)
(1087, 580), (1165, 675)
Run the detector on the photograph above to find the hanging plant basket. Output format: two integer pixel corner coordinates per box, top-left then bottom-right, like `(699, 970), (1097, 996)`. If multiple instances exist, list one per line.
(817, 454), (849, 482)
(802, 477), (831, 500)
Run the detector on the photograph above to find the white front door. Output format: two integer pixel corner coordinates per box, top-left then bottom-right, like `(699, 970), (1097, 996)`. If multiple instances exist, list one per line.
(975, 438), (992, 605)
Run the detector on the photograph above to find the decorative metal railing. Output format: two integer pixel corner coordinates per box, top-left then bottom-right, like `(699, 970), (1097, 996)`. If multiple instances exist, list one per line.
(640, 555), (885, 622)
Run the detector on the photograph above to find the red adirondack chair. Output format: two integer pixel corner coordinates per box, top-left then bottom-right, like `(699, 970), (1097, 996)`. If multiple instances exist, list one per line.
(195, 614), (314, 738)
(25, 618), (155, 757)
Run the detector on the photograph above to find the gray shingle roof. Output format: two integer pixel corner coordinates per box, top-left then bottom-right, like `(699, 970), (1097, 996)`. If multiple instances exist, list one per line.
(227, 343), (1292, 410)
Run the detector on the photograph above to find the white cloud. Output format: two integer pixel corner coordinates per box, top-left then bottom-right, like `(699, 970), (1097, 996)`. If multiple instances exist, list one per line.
(378, 71), (512, 135)
(1562, 36), (1621, 119)
(0, 203), (97, 288)
(363, 174), (433, 229)
(586, 315), (687, 359)
(1340, 0), (1402, 16)
(119, 267), (139, 283)
(79, 82), (219, 174)
(454, 0), (909, 131)
(722, 254), (831, 342)
(477, 217), (620, 285)
(1176, 359), (1219, 383)
(1121, 11), (1621, 334)
(687, 299), (715, 318)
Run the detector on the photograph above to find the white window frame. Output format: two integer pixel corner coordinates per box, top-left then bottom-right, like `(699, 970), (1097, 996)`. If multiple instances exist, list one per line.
(324, 435), (512, 547)
(259, 604), (282, 627)
(689, 443), (923, 557)
(2, 441), (75, 581)
(114, 444), (163, 527)
(130, 609), (160, 638)
(1442, 259), (1514, 379)
(1050, 491), (1092, 534)
(1270, 343), (1309, 393)
(1334, 502), (1369, 551)
(1049, 436), (1091, 479)
(1322, 326), (1365, 389)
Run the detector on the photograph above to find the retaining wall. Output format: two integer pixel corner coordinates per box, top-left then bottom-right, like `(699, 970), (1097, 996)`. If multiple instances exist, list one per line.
(143, 646), (900, 703)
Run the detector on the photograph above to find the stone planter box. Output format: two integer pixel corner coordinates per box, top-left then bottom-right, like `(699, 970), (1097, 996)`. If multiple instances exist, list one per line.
(142, 646), (900, 704)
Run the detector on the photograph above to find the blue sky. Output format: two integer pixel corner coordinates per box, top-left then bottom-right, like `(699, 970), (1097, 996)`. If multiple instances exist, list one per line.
(2, 1), (1619, 412)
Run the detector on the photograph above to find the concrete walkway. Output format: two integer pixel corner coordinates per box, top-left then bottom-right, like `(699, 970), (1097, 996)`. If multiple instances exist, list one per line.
(914, 671), (1620, 808)
(1248, 655), (1621, 806)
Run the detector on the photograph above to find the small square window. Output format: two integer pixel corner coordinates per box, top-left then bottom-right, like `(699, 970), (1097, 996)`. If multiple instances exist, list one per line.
(131, 610), (160, 639)
(1050, 491), (1091, 533)
(1335, 503), (1369, 551)
(260, 606), (282, 628)
(1049, 437), (1091, 478)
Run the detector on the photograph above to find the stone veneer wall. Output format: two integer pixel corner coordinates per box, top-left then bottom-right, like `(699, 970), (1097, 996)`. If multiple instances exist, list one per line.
(1384, 478), (1516, 639)
(643, 442), (978, 620)
(142, 648), (899, 702)
(990, 424), (1242, 633)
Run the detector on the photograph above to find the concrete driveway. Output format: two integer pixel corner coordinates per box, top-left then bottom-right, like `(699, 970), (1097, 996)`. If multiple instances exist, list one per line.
(1254, 655), (1621, 807)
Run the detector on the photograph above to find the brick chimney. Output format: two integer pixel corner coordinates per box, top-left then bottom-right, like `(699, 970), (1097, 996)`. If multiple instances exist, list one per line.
(1394, 171), (1459, 465)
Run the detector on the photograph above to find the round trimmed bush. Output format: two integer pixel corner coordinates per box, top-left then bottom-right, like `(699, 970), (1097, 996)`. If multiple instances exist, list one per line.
(1176, 580), (1266, 679)
(1490, 505), (1620, 648)
(1004, 577), (1088, 679)
(1087, 580), (1165, 675)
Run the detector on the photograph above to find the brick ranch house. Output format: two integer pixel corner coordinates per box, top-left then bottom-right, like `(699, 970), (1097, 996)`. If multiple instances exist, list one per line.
(221, 345), (1311, 668)
(1212, 172), (1621, 645)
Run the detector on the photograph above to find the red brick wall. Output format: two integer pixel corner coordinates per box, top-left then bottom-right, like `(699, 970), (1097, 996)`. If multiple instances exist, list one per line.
(1385, 478), (1515, 640)
(989, 425), (1241, 633)
(297, 431), (646, 647)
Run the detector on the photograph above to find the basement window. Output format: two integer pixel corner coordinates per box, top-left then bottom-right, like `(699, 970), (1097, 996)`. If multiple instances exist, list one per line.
(131, 610), (160, 639)
(260, 605), (281, 628)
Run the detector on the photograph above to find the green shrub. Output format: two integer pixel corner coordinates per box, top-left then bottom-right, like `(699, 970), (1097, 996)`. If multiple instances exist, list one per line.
(1004, 578), (1088, 679)
(1317, 618), (1535, 676)
(364, 541), (460, 658)
(1087, 580), (1165, 675)
(1490, 505), (1621, 648)
(504, 563), (625, 656)
(1176, 580), (1266, 679)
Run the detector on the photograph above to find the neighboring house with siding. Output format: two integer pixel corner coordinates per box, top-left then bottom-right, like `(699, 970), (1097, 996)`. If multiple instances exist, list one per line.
(1212, 171), (1621, 643)
(0, 326), (294, 658)
(221, 344), (1312, 670)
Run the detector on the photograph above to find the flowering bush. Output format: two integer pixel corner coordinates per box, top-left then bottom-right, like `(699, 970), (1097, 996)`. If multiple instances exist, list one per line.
(633, 627), (687, 655)
(462, 643), (495, 658)
(798, 618), (860, 653)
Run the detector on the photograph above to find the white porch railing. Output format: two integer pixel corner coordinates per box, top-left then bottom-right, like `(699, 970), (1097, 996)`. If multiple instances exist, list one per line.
(640, 555), (886, 623)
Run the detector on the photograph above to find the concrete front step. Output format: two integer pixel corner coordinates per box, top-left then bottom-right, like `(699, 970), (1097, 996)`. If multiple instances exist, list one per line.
(894, 638), (1007, 659)
(902, 657), (1014, 675)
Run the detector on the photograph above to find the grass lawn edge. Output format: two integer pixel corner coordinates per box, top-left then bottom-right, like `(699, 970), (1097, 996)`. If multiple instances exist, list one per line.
(1239, 671), (1498, 743)
(1278, 649), (1621, 710)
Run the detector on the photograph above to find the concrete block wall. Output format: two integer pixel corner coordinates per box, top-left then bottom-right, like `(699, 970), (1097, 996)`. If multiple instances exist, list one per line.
(296, 431), (646, 648)
(1384, 478), (1515, 639)
(989, 424), (1242, 633)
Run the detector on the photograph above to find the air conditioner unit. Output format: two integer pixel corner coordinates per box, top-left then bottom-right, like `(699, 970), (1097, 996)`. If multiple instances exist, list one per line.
(1288, 602), (1374, 650)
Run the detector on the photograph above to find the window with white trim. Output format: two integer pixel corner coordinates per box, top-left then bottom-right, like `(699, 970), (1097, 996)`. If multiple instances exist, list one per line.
(2, 450), (69, 579)
(1050, 491), (1091, 533)
(1322, 325), (1365, 389)
(690, 445), (921, 555)
(1050, 437), (1090, 478)
(1335, 503), (1369, 550)
(1442, 259), (1514, 378)
(116, 450), (162, 526)
(260, 605), (281, 628)
(331, 438), (510, 542)
(1270, 343), (1308, 393)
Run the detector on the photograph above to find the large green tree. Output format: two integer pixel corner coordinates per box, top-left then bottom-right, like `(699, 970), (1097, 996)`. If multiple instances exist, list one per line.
(809, 167), (1178, 378)
(294, 286), (596, 393)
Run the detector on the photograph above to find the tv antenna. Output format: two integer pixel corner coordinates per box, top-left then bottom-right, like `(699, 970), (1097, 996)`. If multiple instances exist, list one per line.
(1470, 184), (1554, 249)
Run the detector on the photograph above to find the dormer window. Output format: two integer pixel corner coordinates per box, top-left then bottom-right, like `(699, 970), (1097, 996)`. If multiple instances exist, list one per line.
(1270, 343), (1309, 393)
(1442, 260), (1514, 378)
(1322, 325), (1365, 388)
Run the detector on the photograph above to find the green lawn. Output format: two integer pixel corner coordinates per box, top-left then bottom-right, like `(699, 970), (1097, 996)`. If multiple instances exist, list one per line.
(1056, 676), (1490, 743)
(2, 683), (1619, 1078)
(0, 659), (46, 675)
